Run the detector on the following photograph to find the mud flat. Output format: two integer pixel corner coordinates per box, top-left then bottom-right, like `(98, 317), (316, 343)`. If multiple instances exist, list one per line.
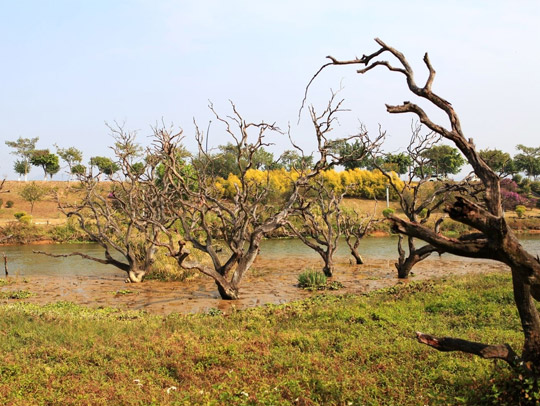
(0, 256), (508, 315)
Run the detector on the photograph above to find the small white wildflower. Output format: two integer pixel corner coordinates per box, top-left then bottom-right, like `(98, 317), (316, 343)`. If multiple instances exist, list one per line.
(166, 386), (177, 394)
(133, 379), (143, 387)
(240, 391), (249, 397)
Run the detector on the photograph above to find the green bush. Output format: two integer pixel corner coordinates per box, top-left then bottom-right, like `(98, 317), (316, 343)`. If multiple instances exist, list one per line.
(382, 207), (395, 218)
(0, 221), (44, 244)
(298, 269), (327, 290)
(49, 220), (88, 243)
(439, 218), (471, 236)
(515, 205), (527, 218)
(486, 368), (540, 405)
(5, 200), (14, 208)
(13, 211), (27, 219)
(531, 181), (540, 195)
(18, 215), (32, 224)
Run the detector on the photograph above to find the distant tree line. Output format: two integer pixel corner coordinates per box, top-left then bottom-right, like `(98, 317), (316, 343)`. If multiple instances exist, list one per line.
(5, 135), (539, 190)
(4, 137), (118, 181)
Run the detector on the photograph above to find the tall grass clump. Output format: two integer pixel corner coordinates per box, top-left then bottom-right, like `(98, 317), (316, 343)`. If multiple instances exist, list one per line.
(298, 268), (327, 290)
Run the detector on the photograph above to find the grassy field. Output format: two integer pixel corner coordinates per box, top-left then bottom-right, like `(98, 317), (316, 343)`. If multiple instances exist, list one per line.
(0, 272), (529, 405)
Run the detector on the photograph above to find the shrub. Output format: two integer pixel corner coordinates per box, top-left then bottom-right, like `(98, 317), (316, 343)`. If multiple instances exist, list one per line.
(0, 221), (43, 244)
(298, 269), (327, 290)
(439, 219), (471, 236)
(485, 368), (540, 405)
(382, 207), (395, 218)
(501, 178), (518, 192)
(515, 205), (527, 218)
(18, 215), (32, 224)
(0, 198), (3, 208)
(5, 200), (13, 208)
(501, 188), (530, 210)
(13, 211), (27, 220)
(49, 220), (88, 243)
(531, 180), (540, 195)
(0, 290), (32, 299)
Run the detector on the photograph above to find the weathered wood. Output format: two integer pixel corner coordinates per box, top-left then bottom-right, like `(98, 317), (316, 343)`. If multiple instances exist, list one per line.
(2, 253), (7, 276)
(307, 38), (540, 369)
(416, 332), (521, 368)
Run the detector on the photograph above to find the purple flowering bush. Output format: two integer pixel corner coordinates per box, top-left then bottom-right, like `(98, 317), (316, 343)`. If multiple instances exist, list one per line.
(500, 179), (534, 209)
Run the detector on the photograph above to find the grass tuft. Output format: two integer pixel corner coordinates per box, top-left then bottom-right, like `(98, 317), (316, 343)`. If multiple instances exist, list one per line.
(297, 268), (327, 290)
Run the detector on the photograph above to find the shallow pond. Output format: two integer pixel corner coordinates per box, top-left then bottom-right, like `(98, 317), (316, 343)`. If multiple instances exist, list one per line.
(2, 235), (539, 278)
(0, 235), (538, 314)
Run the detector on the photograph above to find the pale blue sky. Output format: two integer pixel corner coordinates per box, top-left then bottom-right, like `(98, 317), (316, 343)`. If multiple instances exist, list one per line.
(1, 0), (539, 179)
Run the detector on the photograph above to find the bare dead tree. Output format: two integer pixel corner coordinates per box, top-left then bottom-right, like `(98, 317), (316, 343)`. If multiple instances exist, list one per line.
(286, 178), (344, 276)
(373, 126), (459, 278)
(307, 38), (540, 370)
(341, 202), (379, 265)
(36, 126), (164, 283)
(154, 97), (372, 299)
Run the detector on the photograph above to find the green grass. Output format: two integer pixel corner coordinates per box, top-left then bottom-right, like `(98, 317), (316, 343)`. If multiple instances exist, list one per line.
(112, 289), (137, 296)
(0, 289), (31, 299)
(297, 268), (327, 290)
(0, 273), (528, 405)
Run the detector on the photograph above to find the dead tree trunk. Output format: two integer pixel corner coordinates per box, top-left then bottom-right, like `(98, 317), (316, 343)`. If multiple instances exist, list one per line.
(2, 253), (7, 276)
(395, 217), (444, 278)
(308, 38), (540, 371)
(395, 235), (438, 278)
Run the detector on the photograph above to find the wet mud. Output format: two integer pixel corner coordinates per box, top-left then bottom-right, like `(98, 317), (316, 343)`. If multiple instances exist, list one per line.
(0, 256), (508, 315)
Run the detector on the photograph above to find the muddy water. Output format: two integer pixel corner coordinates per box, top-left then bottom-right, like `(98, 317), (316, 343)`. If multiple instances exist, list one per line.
(0, 236), (538, 314)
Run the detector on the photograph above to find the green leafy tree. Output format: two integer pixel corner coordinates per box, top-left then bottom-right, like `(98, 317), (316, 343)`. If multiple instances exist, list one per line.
(195, 144), (278, 178)
(421, 144), (465, 178)
(55, 145), (83, 179)
(279, 150), (314, 171)
(5, 136), (38, 181)
(13, 160), (31, 181)
(514, 144), (540, 180)
(382, 153), (412, 175)
(252, 148), (278, 170)
(337, 140), (371, 170)
(89, 156), (119, 179)
(130, 162), (145, 177)
(479, 148), (515, 176)
(19, 181), (48, 214)
(71, 164), (87, 176)
(30, 150), (60, 180)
